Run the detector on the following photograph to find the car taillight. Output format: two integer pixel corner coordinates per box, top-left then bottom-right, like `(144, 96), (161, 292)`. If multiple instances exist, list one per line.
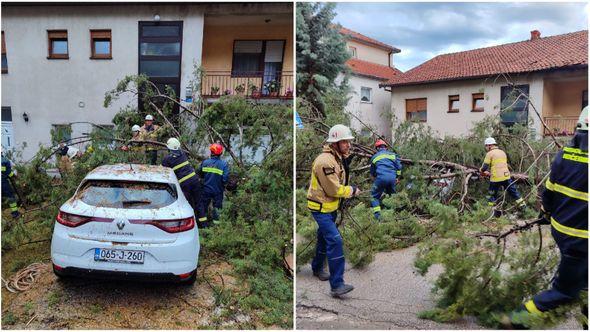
(129, 217), (195, 233)
(56, 211), (113, 227)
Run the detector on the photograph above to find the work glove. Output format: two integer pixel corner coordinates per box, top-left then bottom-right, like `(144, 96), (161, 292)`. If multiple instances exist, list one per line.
(480, 170), (491, 178)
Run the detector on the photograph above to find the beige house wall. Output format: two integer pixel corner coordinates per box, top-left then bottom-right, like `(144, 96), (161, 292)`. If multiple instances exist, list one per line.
(542, 71), (587, 118)
(390, 74), (546, 138)
(346, 40), (390, 66)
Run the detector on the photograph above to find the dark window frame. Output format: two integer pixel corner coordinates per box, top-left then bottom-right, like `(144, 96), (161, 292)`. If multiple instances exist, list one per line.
(90, 29), (112, 60)
(230, 39), (286, 78)
(583, 90), (588, 109)
(1, 31), (7, 73)
(471, 93), (484, 112)
(500, 84), (530, 126)
(47, 30), (69, 60)
(448, 95), (459, 113)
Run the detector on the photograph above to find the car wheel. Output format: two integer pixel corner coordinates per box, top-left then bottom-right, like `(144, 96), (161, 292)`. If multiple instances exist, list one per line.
(179, 270), (197, 285)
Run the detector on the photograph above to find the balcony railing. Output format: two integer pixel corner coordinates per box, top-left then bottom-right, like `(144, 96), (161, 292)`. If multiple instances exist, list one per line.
(543, 116), (578, 137)
(201, 71), (293, 100)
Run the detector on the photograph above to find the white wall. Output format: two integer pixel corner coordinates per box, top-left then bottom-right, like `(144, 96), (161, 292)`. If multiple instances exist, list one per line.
(340, 74), (392, 139)
(389, 74), (545, 138)
(1, 4), (204, 161)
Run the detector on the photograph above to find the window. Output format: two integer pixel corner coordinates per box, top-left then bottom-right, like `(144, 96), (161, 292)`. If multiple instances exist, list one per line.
(448, 95), (459, 112)
(500, 85), (529, 126)
(231, 40), (285, 78)
(47, 30), (68, 59)
(583, 90), (588, 109)
(360, 87), (372, 103)
(1, 31), (7, 73)
(349, 46), (357, 58)
(472, 93), (485, 112)
(51, 124), (72, 144)
(90, 30), (112, 59)
(406, 98), (427, 122)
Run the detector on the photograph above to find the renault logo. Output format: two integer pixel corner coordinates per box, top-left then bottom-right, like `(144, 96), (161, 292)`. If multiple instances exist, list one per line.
(116, 220), (126, 230)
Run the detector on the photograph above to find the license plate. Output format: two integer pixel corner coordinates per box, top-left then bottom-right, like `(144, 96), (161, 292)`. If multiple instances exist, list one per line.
(94, 248), (145, 264)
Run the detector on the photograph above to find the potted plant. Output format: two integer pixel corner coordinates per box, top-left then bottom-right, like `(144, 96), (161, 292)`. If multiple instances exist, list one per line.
(223, 89), (232, 96)
(264, 80), (281, 97)
(249, 83), (261, 98)
(235, 83), (246, 95)
(285, 88), (293, 98)
(210, 86), (220, 96)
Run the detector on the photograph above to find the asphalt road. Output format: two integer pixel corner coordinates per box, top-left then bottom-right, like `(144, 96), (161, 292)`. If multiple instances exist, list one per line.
(296, 246), (580, 330)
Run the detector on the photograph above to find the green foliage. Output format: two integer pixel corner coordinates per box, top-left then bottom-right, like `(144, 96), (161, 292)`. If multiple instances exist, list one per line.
(296, 2), (350, 116)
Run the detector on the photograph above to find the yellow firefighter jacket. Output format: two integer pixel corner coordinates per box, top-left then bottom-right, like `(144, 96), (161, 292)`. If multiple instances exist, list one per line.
(307, 145), (354, 213)
(482, 147), (511, 182)
(140, 124), (161, 151)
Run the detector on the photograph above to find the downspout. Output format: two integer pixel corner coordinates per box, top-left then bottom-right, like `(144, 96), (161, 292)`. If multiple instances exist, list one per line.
(388, 51), (392, 68)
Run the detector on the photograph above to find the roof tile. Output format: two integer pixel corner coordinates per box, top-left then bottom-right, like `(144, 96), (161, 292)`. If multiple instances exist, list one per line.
(346, 58), (402, 81)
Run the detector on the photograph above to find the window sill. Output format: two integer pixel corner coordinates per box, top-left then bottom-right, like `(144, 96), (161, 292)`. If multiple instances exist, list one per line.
(90, 56), (113, 60)
(360, 101), (372, 104)
(47, 55), (69, 60)
(448, 109), (459, 113)
(471, 108), (484, 112)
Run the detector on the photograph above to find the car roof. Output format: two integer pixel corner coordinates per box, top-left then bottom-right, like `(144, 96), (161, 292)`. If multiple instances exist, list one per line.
(84, 164), (176, 183)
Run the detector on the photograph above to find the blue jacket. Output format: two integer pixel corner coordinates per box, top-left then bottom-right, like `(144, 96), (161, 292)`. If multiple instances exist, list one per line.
(542, 131), (588, 256)
(1, 156), (15, 182)
(370, 148), (402, 181)
(161, 150), (199, 188)
(199, 156), (229, 195)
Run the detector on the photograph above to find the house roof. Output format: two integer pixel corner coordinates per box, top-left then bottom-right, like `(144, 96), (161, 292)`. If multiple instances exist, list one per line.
(346, 58), (403, 81)
(339, 27), (400, 53)
(382, 30), (588, 87)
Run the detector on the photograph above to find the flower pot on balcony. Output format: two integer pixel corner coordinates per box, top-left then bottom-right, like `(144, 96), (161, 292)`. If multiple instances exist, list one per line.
(251, 91), (262, 99)
(269, 91), (279, 97)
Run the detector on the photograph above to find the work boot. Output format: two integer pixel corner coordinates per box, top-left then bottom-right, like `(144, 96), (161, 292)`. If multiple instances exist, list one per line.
(312, 270), (330, 281)
(330, 284), (354, 298)
(493, 209), (503, 218)
(11, 211), (20, 218)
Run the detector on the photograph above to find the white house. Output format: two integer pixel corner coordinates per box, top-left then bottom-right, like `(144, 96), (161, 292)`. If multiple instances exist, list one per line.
(1, 3), (293, 161)
(381, 30), (588, 138)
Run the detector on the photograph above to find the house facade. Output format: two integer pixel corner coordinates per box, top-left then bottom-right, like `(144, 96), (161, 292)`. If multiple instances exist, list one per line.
(339, 27), (401, 138)
(1, 3), (293, 161)
(382, 30), (588, 138)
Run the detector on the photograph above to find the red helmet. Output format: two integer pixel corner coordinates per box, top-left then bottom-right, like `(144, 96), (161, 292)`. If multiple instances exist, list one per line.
(210, 143), (223, 155)
(375, 139), (387, 148)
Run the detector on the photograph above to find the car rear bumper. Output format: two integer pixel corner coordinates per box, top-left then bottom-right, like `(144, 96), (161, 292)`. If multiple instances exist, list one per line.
(53, 264), (195, 282)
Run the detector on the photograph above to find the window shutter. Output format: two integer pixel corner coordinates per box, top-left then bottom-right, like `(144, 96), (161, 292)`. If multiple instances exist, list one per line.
(264, 41), (284, 62)
(91, 30), (111, 39)
(48, 30), (68, 39)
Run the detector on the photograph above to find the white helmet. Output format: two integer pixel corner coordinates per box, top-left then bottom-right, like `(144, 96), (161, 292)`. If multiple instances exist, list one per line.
(166, 137), (181, 150)
(131, 125), (141, 132)
(145, 114), (154, 121)
(577, 106), (588, 131)
(484, 137), (497, 146)
(326, 124), (354, 143)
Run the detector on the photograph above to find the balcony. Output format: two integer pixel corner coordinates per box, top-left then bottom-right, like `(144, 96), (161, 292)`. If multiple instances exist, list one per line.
(543, 116), (578, 137)
(201, 71), (293, 101)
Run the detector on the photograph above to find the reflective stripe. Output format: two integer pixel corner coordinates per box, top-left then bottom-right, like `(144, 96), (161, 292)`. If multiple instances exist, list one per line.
(551, 217), (589, 239)
(198, 217), (207, 222)
(545, 179), (588, 202)
(213, 220), (221, 225)
(335, 185), (352, 197)
(307, 199), (339, 213)
(203, 167), (223, 175)
(178, 172), (196, 184)
(525, 300), (542, 315)
(172, 161), (189, 171)
(329, 255), (344, 260)
(488, 202), (495, 206)
(396, 170), (401, 176)
(9, 202), (18, 212)
(563, 147), (588, 155)
(515, 198), (525, 206)
(563, 153), (588, 164)
(372, 154), (396, 164)
(1, 166), (5, 171)
(373, 206), (381, 212)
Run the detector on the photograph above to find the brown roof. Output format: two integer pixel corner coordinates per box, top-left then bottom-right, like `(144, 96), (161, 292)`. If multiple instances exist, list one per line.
(346, 58), (402, 81)
(382, 30), (588, 87)
(339, 27), (400, 53)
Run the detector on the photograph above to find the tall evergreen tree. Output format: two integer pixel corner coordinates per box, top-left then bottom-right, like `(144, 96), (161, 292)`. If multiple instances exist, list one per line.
(296, 2), (350, 117)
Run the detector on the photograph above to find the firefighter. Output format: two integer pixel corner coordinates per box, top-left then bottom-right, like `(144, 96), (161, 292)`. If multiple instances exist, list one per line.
(198, 143), (229, 227)
(370, 139), (402, 220)
(480, 137), (525, 217)
(161, 138), (201, 218)
(307, 124), (361, 297)
(1, 154), (20, 218)
(506, 107), (588, 329)
(140, 115), (160, 165)
(121, 125), (142, 151)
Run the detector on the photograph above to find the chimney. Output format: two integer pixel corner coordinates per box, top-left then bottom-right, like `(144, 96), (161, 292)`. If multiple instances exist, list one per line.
(530, 30), (541, 41)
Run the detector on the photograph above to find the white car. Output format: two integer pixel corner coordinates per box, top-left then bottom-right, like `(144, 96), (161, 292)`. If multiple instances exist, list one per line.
(51, 164), (200, 284)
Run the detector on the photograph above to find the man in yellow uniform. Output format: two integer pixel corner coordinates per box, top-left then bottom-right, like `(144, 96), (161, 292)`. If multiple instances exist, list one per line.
(480, 137), (525, 217)
(140, 115), (161, 165)
(307, 124), (361, 297)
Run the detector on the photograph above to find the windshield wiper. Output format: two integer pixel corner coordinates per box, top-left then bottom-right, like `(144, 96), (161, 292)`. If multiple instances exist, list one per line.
(121, 200), (152, 206)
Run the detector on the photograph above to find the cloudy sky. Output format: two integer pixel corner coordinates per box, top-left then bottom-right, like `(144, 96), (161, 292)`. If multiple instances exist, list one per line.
(334, 2), (589, 72)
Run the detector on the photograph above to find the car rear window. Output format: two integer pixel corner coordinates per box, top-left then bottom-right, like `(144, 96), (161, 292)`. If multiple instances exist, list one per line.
(77, 180), (177, 209)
